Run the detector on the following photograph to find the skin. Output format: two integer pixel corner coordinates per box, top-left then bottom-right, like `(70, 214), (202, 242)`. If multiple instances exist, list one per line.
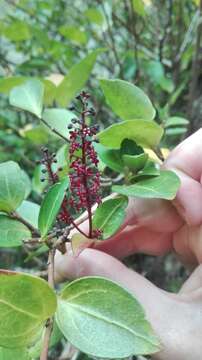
(55, 129), (202, 360)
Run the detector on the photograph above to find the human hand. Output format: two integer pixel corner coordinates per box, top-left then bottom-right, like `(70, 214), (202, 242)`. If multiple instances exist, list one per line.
(55, 129), (202, 360)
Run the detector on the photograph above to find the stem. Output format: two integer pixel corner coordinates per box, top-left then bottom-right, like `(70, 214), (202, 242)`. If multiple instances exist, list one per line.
(40, 117), (69, 142)
(81, 111), (93, 238)
(40, 249), (55, 360)
(11, 211), (40, 236)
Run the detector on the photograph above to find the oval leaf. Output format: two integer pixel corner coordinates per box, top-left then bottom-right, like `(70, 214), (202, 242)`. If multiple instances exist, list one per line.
(38, 178), (69, 237)
(17, 200), (40, 228)
(94, 143), (123, 173)
(0, 271), (57, 348)
(42, 108), (74, 138)
(98, 120), (163, 149)
(113, 170), (180, 200)
(0, 215), (31, 247)
(122, 153), (148, 172)
(164, 116), (189, 128)
(56, 49), (105, 107)
(0, 347), (30, 360)
(9, 79), (44, 118)
(56, 276), (160, 358)
(92, 196), (128, 239)
(100, 79), (156, 121)
(71, 233), (94, 256)
(0, 161), (26, 213)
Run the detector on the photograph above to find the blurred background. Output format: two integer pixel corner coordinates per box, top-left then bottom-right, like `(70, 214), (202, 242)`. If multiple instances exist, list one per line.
(0, 0), (201, 358)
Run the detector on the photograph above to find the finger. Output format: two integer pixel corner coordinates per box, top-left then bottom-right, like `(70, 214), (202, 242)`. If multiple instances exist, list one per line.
(94, 225), (173, 258)
(123, 197), (182, 232)
(179, 265), (202, 294)
(164, 129), (202, 225)
(54, 248), (166, 310)
(173, 224), (202, 265)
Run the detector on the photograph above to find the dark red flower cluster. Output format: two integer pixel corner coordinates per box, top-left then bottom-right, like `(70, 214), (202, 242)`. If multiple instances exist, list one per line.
(67, 92), (102, 238)
(39, 147), (59, 184)
(39, 92), (102, 240)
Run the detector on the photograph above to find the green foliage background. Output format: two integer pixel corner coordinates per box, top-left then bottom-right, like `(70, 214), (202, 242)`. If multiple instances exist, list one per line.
(0, 0), (201, 359)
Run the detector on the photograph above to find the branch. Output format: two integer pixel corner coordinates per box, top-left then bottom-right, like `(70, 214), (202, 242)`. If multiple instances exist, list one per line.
(40, 249), (55, 360)
(40, 117), (69, 142)
(11, 211), (40, 236)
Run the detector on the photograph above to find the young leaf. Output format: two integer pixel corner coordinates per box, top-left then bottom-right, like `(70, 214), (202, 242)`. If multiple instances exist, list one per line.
(38, 178), (69, 237)
(56, 49), (105, 107)
(56, 276), (160, 358)
(9, 79), (44, 118)
(71, 233), (94, 256)
(120, 138), (144, 156)
(92, 196), (128, 239)
(122, 153), (148, 172)
(0, 271), (57, 348)
(0, 347), (30, 360)
(42, 108), (74, 138)
(17, 200), (40, 228)
(0, 161), (26, 213)
(113, 170), (180, 200)
(0, 215), (31, 247)
(98, 120), (163, 149)
(94, 142), (123, 173)
(100, 79), (156, 121)
(164, 116), (189, 128)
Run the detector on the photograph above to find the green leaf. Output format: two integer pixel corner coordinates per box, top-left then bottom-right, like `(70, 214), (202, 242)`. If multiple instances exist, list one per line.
(3, 21), (31, 41)
(165, 127), (187, 136)
(120, 138), (144, 156)
(122, 153), (148, 172)
(17, 200), (40, 229)
(0, 271), (57, 348)
(100, 79), (155, 121)
(93, 197), (128, 239)
(9, 79), (44, 118)
(94, 142), (123, 173)
(0, 215), (31, 247)
(84, 8), (104, 25)
(164, 116), (189, 128)
(113, 170), (180, 200)
(42, 108), (74, 138)
(132, 0), (146, 17)
(0, 77), (27, 94)
(56, 49), (105, 107)
(21, 170), (32, 199)
(0, 347), (30, 360)
(59, 26), (87, 44)
(135, 161), (160, 180)
(56, 277), (160, 358)
(0, 161), (26, 213)
(24, 125), (49, 144)
(38, 178), (69, 237)
(144, 61), (174, 93)
(98, 120), (163, 149)
(32, 165), (48, 195)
